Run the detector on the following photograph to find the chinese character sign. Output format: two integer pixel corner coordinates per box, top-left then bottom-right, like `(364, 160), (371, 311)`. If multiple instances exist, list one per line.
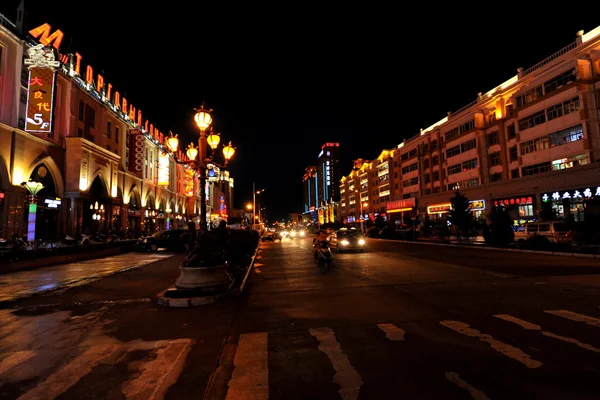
(157, 153), (170, 186)
(184, 169), (194, 197)
(24, 67), (56, 133)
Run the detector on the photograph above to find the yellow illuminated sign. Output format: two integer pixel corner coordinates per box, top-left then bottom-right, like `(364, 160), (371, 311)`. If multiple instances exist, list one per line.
(157, 153), (170, 186)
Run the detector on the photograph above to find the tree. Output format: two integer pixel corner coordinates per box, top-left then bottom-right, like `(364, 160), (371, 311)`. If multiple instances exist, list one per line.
(486, 206), (515, 246)
(448, 191), (472, 240)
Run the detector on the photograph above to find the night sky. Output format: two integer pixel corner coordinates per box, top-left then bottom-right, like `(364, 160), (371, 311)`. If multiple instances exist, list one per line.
(1, 2), (598, 221)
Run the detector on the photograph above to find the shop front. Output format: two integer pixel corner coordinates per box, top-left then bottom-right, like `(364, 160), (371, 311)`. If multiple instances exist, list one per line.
(386, 198), (416, 225)
(491, 195), (536, 227)
(541, 186), (600, 222)
(426, 199), (487, 221)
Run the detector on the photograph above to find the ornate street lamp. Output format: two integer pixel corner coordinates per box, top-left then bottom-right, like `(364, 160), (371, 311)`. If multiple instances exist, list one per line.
(21, 180), (44, 241)
(164, 103), (237, 293)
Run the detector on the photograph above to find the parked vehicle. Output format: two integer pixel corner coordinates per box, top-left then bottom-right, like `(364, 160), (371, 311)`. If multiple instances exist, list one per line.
(137, 229), (187, 252)
(514, 221), (571, 244)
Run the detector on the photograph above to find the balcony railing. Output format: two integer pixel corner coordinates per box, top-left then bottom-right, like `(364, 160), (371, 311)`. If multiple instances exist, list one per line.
(522, 41), (578, 76)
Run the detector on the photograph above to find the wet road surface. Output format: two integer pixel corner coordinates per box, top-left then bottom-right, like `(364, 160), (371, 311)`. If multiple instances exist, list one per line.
(0, 252), (173, 303)
(2, 239), (600, 399)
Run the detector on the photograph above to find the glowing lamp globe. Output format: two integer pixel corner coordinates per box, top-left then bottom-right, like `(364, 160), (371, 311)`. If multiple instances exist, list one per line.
(194, 106), (212, 131)
(166, 132), (179, 153)
(222, 142), (235, 160)
(207, 130), (221, 149)
(186, 143), (198, 160)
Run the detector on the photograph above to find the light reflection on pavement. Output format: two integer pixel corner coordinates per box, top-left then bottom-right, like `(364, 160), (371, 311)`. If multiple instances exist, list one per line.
(0, 253), (173, 303)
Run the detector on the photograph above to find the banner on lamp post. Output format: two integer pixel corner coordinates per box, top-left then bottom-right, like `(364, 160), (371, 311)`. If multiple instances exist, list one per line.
(157, 152), (170, 186)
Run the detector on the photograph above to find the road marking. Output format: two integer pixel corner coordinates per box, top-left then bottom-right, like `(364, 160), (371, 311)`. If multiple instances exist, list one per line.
(545, 310), (600, 327)
(309, 327), (363, 400)
(0, 351), (36, 375)
(445, 371), (490, 400)
(17, 344), (119, 400)
(226, 333), (269, 400)
(377, 323), (405, 341)
(440, 320), (542, 368)
(495, 314), (600, 353)
(122, 339), (192, 400)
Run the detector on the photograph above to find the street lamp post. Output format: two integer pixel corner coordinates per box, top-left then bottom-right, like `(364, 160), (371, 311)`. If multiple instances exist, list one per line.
(253, 184), (265, 225)
(164, 104), (236, 293)
(21, 180), (44, 242)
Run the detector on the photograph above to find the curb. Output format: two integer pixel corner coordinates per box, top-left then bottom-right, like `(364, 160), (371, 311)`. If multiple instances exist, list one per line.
(375, 238), (600, 259)
(155, 245), (260, 308)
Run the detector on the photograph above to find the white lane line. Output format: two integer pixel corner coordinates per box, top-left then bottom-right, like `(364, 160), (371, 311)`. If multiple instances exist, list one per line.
(226, 332), (269, 400)
(17, 344), (120, 400)
(440, 320), (542, 369)
(495, 314), (600, 353)
(445, 371), (490, 400)
(545, 310), (600, 327)
(0, 351), (36, 375)
(377, 323), (405, 341)
(122, 339), (192, 400)
(309, 327), (363, 400)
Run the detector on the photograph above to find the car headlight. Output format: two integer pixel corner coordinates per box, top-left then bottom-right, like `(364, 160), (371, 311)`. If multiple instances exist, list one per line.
(358, 239), (365, 245)
(341, 240), (350, 245)
(299, 231), (305, 236)
(291, 231), (296, 236)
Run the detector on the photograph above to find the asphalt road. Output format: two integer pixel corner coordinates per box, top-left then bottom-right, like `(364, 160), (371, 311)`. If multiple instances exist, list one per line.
(2, 238), (600, 399)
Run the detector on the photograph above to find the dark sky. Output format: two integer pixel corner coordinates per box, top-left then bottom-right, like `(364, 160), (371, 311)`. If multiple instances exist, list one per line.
(2, 2), (599, 221)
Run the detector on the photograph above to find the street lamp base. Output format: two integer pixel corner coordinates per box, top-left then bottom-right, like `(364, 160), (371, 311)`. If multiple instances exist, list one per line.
(174, 264), (233, 293)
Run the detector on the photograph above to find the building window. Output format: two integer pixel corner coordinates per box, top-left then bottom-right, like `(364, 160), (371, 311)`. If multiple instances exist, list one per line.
(446, 145), (461, 159)
(520, 136), (549, 155)
(488, 132), (499, 146)
(78, 101), (84, 121)
(519, 205), (534, 217)
(77, 128), (83, 137)
(516, 85), (543, 107)
(543, 69), (575, 94)
(424, 174), (431, 184)
(507, 124), (516, 140)
(511, 168), (520, 178)
(518, 110), (546, 131)
(445, 128), (459, 142)
(490, 173), (502, 182)
(448, 163), (462, 175)
(548, 124), (583, 146)
(546, 96), (580, 121)
(90, 109), (96, 128)
(115, 127), (119, 143)
(107, 121), (111, 138)
(459, 120), (475, 133)
(462, 158), (478, 170)
(490, 153), (501, 166)
(509, 146), (518, 162)
(431, 140), (438, 150)
(423, 158), (430, 169)
(522, 161), (552, 176)
(433, 171), (440, 181)
(401, 162), (418, 174)
(432, 155), (439, 165)
(460, 139), (477, 152)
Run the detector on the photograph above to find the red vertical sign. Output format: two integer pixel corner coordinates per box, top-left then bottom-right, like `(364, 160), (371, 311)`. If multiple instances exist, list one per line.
(129, 129), (144, 178)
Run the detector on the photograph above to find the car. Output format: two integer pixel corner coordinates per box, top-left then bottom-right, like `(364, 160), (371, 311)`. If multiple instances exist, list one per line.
(334, 228), (366, 252)
(261, 231), (277, 241)
(137, 229), (188, 252)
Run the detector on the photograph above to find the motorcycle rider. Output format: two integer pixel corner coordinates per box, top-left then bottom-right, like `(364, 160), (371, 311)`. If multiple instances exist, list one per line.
(312, 229), (329, 261)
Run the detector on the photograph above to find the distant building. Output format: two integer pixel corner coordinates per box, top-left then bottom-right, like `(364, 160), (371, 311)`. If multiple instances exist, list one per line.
(302, 143), (341, 224)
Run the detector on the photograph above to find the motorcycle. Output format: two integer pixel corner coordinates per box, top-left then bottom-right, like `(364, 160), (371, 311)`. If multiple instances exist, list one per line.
(313, 240), (333, 270)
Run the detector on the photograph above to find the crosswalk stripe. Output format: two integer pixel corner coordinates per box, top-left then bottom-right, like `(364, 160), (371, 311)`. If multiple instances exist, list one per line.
(545, 310), (600, 327)
(309, 327), (363, 400)
(445, 371), (490, 400)
(17, 344), (120, 400)
(226, 332), (269, 400)
(0, 351), (36, 375)
(495, 314), (600, 353)
(121, 339), (192, 400)
(440, 320), (542, 369)
(377, 323), (405, 341)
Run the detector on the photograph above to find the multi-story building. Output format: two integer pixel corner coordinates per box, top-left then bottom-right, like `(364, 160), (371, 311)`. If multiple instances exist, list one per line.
(0, 11), (234, 240)
(302, 143), (341, 224)
(339, 26), (600, 226)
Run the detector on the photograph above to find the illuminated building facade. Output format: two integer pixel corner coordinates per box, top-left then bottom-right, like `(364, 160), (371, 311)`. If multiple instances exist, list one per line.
(302, 143), (341, 224)
(0, 12), (234, 239)
(339, 26), (600, 226)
